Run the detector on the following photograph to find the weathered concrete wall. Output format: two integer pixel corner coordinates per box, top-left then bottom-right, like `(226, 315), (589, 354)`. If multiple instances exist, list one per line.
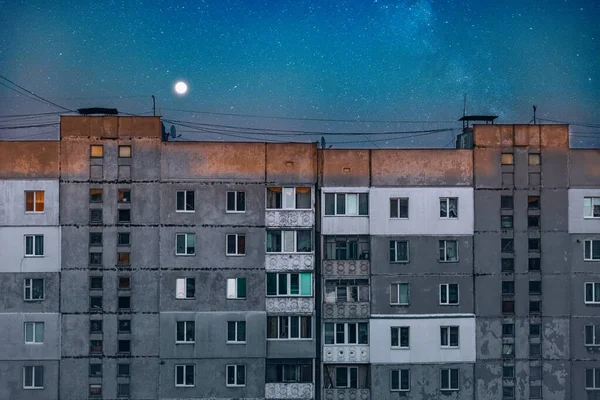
(569, 149), (600, 187)
(0, 313), (60, 360)
(0, 360), (59, 400)
(0, 227), (61, 273)
(266, 143), (317, 185)
(321, 150), (371, 187)
(568, 189), (600, 233)
(60, 115), (161, 138)
(0, 141), (59, 179)
(0, 272), (59, 313)
(0, 180), (59, 226)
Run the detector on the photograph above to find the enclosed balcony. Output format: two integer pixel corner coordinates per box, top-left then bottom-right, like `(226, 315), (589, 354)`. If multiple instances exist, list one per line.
(266, 272), (314, 313)
(266, 297), (314, 314)
(265, 186), (315, 228)
(323, 365), (370, 400)
(323, 322), (369, 363)
(266, 254), (314, 272)
(265, 359), (314, 399)
(323, 279), (370, 319)
(322, 236), (370, 277)
(266, 229), (315, 271)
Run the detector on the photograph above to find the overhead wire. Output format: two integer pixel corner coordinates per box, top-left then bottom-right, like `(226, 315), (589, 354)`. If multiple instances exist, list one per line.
(0, 75), (73, 112)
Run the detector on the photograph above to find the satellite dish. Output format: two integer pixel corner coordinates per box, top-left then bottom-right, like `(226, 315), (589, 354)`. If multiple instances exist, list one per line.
(320, 136), (326, 149)
(170, 125), (181, 139)
(161, 122), (168, 141)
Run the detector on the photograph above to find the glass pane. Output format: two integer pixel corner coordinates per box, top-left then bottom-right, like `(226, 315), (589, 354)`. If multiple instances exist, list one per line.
(346, 194), (358, 215)
(176, 192), (185, 211)
(278, 274), (288, 295)
(238, 322), (246, 341)
(176, 235), (185, 254)
(449, 285), (459, 303)
(324, 324), (334, 344)
(283, 188), (295, 209)
(267, 187), (282, 209)
(301, 316), (311, 338)
(36, 322), (44, 342)
(440, 285), (448, 303)
(593, 242), (600, 260)
(237, 191), (245, 211)
(237, 278), (246, 298)
(391, 284), (399, 304)
(186, 191), (195, 210)
(186, 279), (195, 298)
(227, 235), (236, 254)
(279, 317), (289, 338)
(290, 274), (300, 295)
(35, 191), (44, 212)
(237, 365), (245, 385)
(448, 198), (458, 218)
(336, 194), (346, 215)
(440, 199), (447, 217)
(24, 366), (33, 386)
(26, 191), (34, 211)
(25, 323), (33, 342)
(185, 365), (194, 385)
(25, 236), (33, 255)
(177, 322), (185, 341)
(391, 328), (398, 346)
(325, 193), (335, 215)
(290, 316), (299, 338)
(227, 322), (236, 341)
(296, 187), (311, 209)
(283, 231), (295, 252)
(400, 198), (408, 218)
(297, 230), (311, 252)
(238, 235), (245, 254)
(336, 324), (345, 343)
(586, 369), (594, 388)
(267, 273), (277, 296)
(336, 367), (348, 388)
(397, 241), (408, 261)
(267, 317), (278, 338)
(227, 366), (235, 385)
(359, 323), (368, 344)
(34, 366), (43, 387)
(227, 192), (235, 211)
(267, 231), (281, 252)
(187, 234), (195, 254)
(391, 370), (399, 389)
(300, 273), (312, 296)
(447, 241), (457, 261)
(401, 370), (409, 389)
(35, 236), (43, 255)
(359, 193), (369, 215)
(350, 368), (358, 388)
(347, 323), (357, 344)
(399, 284), (409, 304)
(390, 199), (398, 218)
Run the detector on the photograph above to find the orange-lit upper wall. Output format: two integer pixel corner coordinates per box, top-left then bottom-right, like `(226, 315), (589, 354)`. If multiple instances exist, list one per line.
(321, 149), (371, 187)
(473, 124), (569, 148)
(266, 143), (317, 184)
(0, 141), (60, 179)
(570, 149), (600, 187)
(60, 116), (161, 138)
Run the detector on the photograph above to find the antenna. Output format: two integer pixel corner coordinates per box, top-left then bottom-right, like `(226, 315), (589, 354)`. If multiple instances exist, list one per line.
(320, 136), (326, 149)
(152, 95), (156, 116)
(533, 105), (537, 125)
(463, 94), (466, 117)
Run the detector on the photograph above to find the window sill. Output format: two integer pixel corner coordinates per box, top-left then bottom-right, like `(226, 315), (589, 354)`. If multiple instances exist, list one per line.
(226, 210), (246, 214)
(226, 297), (246, 300)
(24, 211), (45, 214)
(266, 252), (314, 255)
(226, 254), (246, 257)
(440, 389), (460, 392)
(175, 254), (196, 257)
(175, 210), (195, 213)
(441, 346), (460, 349)
(323, 214), (368, 217)
(24, 255), (44, 258)
(25, 342), (44, 345)
(23, 387), (44, 390)
(23, 299), (45, 302)
(390, 347), (410, 350)
(390, 261), (410, 264)
(391, 389), (410, 392)
(266, 208), (313, 211)
(226, 341), (247, 344)
(438, 260), (459, 263)
(175, 385), (195, 388)
(175, 297), (196, 300)
(390, 303), (410, 306)
(439, 303), (460, 306)
(267, 338), (314, 341)
(389, 217), (409, 220)
(226, 384), (246, 388)
(175, 341), (195, 345)
(583, 217), (600, 220)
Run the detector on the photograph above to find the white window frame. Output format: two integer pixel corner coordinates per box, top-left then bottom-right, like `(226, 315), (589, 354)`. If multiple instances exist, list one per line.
(227, 278), (246, 299)
(266, 272), (312, 297)
(390, 240), (409, 263)
(24, 322), (44, 344)
(176, 190), (195, 212)
(334, 366), (358, 388)
(440, 326), (459, 348)
(175, 364), (195, 387)
(584, 197), (600, 219)
(586, 368), (600, 390)
(585, 282), (600, 304)
(226, 364), (246, 387)
(324, 322), (368, 345)
(324, 280), (369, 303)
(324, 192), (368, 216)
(585, 325), (600, 347)
(439, 240), (459, 262)
(25, 191), (45, 213)
(390, 283), (410, 305)
(226, 234), (246, 256)
(390, 197), (409, 219)
(268, 316), (313, 340)
(439, 283), (459, 305)
(175, 278), (195, 299)
(390, 369), (410, 392)
(266, 187), (312, 210)
(175, 233), (195, 256)
(584, 239), (600, 261)
(440, 368), (459, 391)
(24, 278), (44, 301)
(175, 321), (195, 344)
(266, 230), (313, 253)
(24, 235), (44, 257)
(23, 366), (43, 389)
(227, 321), (246, 343)
(439, 197), (458, 219)
(390, 326), (410, 349)
(226, 190), (246, 213)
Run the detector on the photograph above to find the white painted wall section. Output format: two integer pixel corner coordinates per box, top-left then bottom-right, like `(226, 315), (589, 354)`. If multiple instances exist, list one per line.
(568, 189), (600, 234)
(0, 180), (59, 226)
(0, 227), (61, 272)
(321, 188), (370, 235)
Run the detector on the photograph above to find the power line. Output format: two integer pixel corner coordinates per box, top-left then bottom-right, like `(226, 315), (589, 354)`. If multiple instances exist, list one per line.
(0, 122), (59, 130)
(0, 76), (73, 112)
(537, 118), (600, 129)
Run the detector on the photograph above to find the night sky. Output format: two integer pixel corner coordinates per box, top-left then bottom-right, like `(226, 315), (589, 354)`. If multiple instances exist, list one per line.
(0, 0), (598, 147)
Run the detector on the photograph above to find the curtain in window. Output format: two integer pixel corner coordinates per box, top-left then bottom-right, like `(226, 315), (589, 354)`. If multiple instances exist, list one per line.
(267, 187), (282, 209)
(283, 188), (295, 209)
(448, 198), (458, 218)
(283, 231), (295, 252)
(446, 241), (457, 261)
(267, 231), (282, 252)
(399, 284), (409, 304)
(267, 317), (278, 338)
(346, 194), (358, 215)
(301, 316), (311, 338)
(35, 191), (44, 212)
(325, 286), (336, 303)
(295, 187), (311, 209)
(296, 231), (312, 252)
(300, 273), (312, 296)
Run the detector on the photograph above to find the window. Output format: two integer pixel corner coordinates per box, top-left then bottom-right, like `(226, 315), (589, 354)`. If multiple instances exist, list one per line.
(117, 383), (130, 398)
(24, 235), (44, 256)
(503, 344), (514, 357)
(501, 216), (513, 229)
(530, 324), (541, 336)
(226, 234), (246, 255)
(586, 368), (600, 390)
(266, 361), (312, 383)
(440, 326), (459, 347)
(528, 215), (540, 228)
(227, 321), (246, 343)
(390, 198), (409, 219)
(324, 192), (368, 216)
(500, 195), (513, 209)
(502, 281), (515, 294)
(390, 283), (410, 305)
(391, 369), (410, 391)
(503, 366), (514, 378)
(176, 233), (195, 255)
(175, 364), (195, 387)
(117, 232), (130, 246)
(90, 189), (102, 203)
(226, 365), (246, 387)
(89, 252), (102, 266)
(324, 279), (369, 303)
(530, 343), (541, 357)
(90, 340), (102, 354)
(529, 281), (542, 294)
(501, 153), (514, 165)
(530, 385), (542, 398)
(90, 209), (103, 224)
(118, 276), (131, 290)
(24, 322), (44, 344)
(118, 319), (131, 333)
(585, 325), (600, 346)
(89, 384), (102, 397)
(502, 258), (514, 272)
(90, 320), (103, 333)
(502, 324), (514, 337)
(528, 238), (540, 252)
(118, 340), (130, 354)
(226, 278), (246, 299)
(25, 191), (44, 213)
(226, 191), (246, 212)
(439, 197), (458, 219)
(89, 364), (102, 377)
(267, 187), (312, 209)
(90, 296), (102, 310)
(501, 238), (514, 253)
(266, 230), (312, 253)
(117, 364), (130, 377)
(24, 279), (44, 300)
(528, 153), (541, 165)
(176, 278), (195, 299)
(585, 240), (600, 261)
(323, 322), (368, 344)
(323, 235), (370, 260)
(176, 190), (195, 212)
(440, 284), (459, 305)
(586, 282), (600, 304)
(584, 197), (600, 218)
(529, 300), (541, 313)
(118, 296), (131, 310)
(266, 273), (312, 296)
(503, 386), (514, 398)
(503, 300), (515, 313)
(528, 196), (540, 209)
(268, 316), (312, 339)
(439, 240), (458, 262)
(529, 258), (541, 271)
(390, 240), (409, 263)
(90, 145), (103, 158)
(118, 189), (130, 203)
(390, 327), (410, 348)
(89, 232), (102, 246)
(90, 276), (103, 290)
(440, 368), (459, 391)
(117, 252), (130, 265)
(176, 321), (195, 343)
(118, 209), (130, 223)
(118, 145), (131, 158)
(335, 366), (358, 388)
(23, 366), (43, 389)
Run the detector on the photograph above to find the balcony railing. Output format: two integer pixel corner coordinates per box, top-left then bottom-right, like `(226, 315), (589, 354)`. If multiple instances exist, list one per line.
(323, 389), (370, 400)
(265, 383), (314, 399)
(322, 259), (369, 276)
(323, 345), (370, 363)
(323, 302), (370, 319)
(266, 210), (315, 227)
(266, 297), (314, 314)
(266, 254), (314, 272)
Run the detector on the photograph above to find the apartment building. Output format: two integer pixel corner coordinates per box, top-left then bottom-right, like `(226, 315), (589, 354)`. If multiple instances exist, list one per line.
(0, 116), (598, 400)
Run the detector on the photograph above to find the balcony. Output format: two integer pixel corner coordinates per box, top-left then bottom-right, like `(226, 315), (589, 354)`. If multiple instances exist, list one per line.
(323, 302), (370, 319)
(323, 345), (369, 363)
(322, 260), (369, 277)
(266, 254), (314, 272)
(267, 297), (314, 313)
(265, 383), (314, 399)
(323, 389), (370, 400)
(266, 210), (315, 228)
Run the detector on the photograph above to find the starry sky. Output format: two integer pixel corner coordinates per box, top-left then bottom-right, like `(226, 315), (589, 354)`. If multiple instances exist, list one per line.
(0, 0), (598, 147)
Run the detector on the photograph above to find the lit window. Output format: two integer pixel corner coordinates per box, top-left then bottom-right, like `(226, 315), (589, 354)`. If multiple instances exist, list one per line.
(266, 272), (312, 296)
(24, 279), (44, 301)
(390, 326), (410, 348)
(585, 240), (600, 261)
(227, 321), (246, 343)
(324, 192), (368, 215)
(267, 187), (311, 210)
(176, 233), (195, 255)
(23, 366), (43, 389)
(89, 384), (102, 397)
(175, 364), (195, 387)
(90, 188), (103, 203)
(267, 316), (313, 340)
(117, 252), (130, 265)
(24, 235), (44, 256)
(390, 283), (410, 305)
(528, 196), (540, 209)
(24, 322), (44, 344)
(176, 190), (195, 212)
(391, 369), (410, 391)
(176, 321), (195, 343)
(226, 234), (246, 256)
(118, 189), (131, 203)
(226, 278), (246, 299)
(226, 365), (246, 387)
(440, 284), (459, 305)
(118, 145), (131, 158)
(90, 145), (103, 158)
(501, 153), (514, 165)
(528, 153), (541, 165)
(439, 240), (458, 262)
(584, 197), (600, 218)
(25, 191), (44, 213)
(389, 240), (409, 263)
(175, 278), (195, 299)
(390, 198), (409, 219)
(226, 191), (246, 212)
(440, 326), (459, 348)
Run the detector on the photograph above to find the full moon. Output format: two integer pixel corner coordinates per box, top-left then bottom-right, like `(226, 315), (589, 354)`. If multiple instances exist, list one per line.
(174, 81), (188, 94)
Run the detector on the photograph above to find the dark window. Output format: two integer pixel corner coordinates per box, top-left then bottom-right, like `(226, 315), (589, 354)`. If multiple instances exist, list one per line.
(118, 190), (131, 203)
(530, 324), (541, 336)
(529, 301), (541, 313)
(90, 320), (103, 333)
(117, 364), (130, 377)
(528, 196), (540, 209)
(529, 281), (542, 294)
(90, 296), (102, 310)
(502, 366), (514, 378)
(502, 324), (514, 336)
(90, 189), (103, 203)
(176, 190), (195, 211)
(117, 232), (130, 245)
(89, 252), (102, 266)
(90, 277), (103, 290)
(89, 232), (103, 246)
(528, 215), (540, 228)
(118, 340), (131, 353)
(90, 340), (102, 353)
(501, 216), (513, 229)
(89, 364), (102, 377)
(118, 296), (131, 310)
(324, 193), (335, 215)
(226, 191), (246, 212)
(530, 343), (541, 357)
(501, 258), (514, 271)
(117, 383), (130, 397)
(117, 252), (130, 265)
(119, 276), (131, 289)
(390, 198), (409, 218)
(90, 209), (103, 224)
(118, 319), (131, 333)
(503, 386), (514, 398)
(502, 281), (515, 294)
(501, 239), (514, 253)
(500, 196), (513, 209)
(528, 238), (541, 252)
(529, 258), (541, 271)
(502, 300), (515, 313)
(118, 209), (130, 223)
